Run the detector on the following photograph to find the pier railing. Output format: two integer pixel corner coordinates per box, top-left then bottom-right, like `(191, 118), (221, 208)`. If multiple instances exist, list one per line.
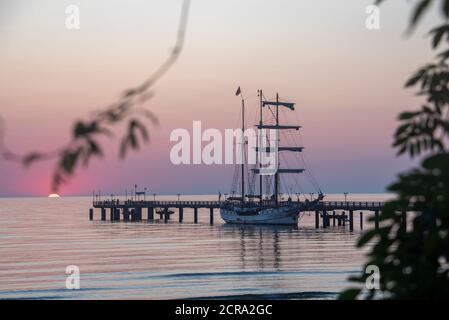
(92, 199), (394, 211)
(93, 200), (224, 208)
(316, 201), (385, 210)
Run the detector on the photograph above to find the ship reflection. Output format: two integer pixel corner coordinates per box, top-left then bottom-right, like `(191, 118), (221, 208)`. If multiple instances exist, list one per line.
(218, 224), (298, 271)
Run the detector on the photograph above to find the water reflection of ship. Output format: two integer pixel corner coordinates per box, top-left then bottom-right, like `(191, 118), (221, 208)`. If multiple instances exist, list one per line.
(220, 224), (297, 271)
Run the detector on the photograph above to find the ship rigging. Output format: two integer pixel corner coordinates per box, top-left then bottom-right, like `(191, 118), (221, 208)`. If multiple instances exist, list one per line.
(220, 88), (323, 225)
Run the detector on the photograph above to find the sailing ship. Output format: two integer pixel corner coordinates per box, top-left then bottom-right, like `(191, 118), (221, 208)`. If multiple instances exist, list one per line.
(220, 89), (323, 225)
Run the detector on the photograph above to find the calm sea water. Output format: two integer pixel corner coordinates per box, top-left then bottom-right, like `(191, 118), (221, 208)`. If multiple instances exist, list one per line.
(0, 194), (391, 299)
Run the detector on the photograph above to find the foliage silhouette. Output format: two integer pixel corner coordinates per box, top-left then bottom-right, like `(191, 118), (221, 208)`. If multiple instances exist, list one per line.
(340, 0), (449, 299)
(0, 0), (190, 192)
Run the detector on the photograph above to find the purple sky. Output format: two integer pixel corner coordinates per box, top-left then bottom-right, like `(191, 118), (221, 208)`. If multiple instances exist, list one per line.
(0, 0), (439, 196)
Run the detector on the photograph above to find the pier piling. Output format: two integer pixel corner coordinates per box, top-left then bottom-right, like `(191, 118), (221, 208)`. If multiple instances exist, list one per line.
(349, 210), (354, 231)
(322, 211), (328, 228)
(194, 208), (198, 223)
(332, 211), (336, 227)
(210, 208), (214, 225)
(89, 208), (93, 221)
(131, 208), (136, 221)
(401, 211), (407, 233)
(147, 207), (154, 220)
(114, 208), (120, 221)
(179, 207), (183, 223)
(101, 208), (106, 221)
(315, 211), (319, 229)
(322, 212), (325, 228)
(360, 211), (363, 230)
(123, 208), (130, 221)
(374, 210), (379, 230)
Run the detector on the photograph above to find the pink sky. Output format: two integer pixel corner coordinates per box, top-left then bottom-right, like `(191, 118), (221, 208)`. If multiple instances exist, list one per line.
(0, 0), (439, 196)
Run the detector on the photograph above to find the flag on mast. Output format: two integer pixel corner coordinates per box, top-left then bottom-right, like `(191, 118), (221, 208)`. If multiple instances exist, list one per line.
(235, 86), (241, 96)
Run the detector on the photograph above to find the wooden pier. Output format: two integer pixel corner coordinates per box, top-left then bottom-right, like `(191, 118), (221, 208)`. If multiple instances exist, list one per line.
(92, 200), (222, 225)
(90, 200), (415, 231)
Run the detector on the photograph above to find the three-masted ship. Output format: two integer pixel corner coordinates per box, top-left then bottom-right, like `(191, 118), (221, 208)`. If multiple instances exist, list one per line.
(220, 89), (320, 225)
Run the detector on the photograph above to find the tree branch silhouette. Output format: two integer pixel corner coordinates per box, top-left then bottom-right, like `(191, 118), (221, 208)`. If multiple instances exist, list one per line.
(0, 0), (191, 192)
(340, 0), (449, 299)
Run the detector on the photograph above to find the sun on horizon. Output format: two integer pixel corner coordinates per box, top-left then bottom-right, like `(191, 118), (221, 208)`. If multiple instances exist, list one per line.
(48, 193), (60, 198)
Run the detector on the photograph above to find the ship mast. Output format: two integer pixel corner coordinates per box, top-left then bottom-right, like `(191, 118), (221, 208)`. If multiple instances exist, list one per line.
(253, 91), (305, 203)
(274, 93), (280, 204)
(241, 97), (245, 204)
(258, 90), (263, 203)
